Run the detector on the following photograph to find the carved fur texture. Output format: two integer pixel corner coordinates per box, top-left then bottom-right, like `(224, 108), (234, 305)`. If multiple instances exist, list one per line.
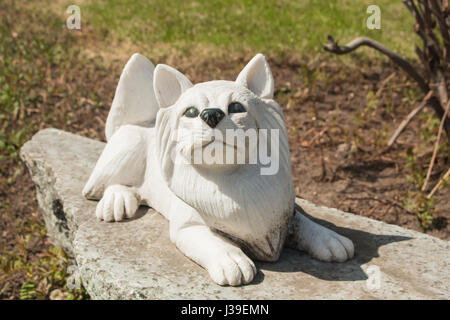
(83, 53), (354, 286)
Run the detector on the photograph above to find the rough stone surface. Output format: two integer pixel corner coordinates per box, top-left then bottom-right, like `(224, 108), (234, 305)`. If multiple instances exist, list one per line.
(20, 128), (450, 299)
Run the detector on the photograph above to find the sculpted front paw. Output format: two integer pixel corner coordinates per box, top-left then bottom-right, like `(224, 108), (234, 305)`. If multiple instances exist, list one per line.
(207, 248), (257, 286)
(96, 185), (139, 222)
(308, 230), (354, 263)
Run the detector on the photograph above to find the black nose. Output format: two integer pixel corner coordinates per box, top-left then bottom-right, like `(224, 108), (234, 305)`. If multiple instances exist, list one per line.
(199, 108), (225, 128)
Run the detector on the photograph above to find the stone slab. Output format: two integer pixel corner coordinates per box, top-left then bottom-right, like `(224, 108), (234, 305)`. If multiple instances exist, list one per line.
(20, 128), (450, 299)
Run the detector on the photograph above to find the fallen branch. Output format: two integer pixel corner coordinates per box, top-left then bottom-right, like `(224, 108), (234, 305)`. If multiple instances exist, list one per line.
(299, 127), (328, 147)
(375, 72), (396, 98)
(366, 201), (386, 216)
(427, 167), (450, 199)
(422, 98), (450, 192)
(387, 90), (434, 148)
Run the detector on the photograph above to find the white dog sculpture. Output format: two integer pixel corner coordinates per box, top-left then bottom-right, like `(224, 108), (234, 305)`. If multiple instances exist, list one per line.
(83, 53), (354, 286)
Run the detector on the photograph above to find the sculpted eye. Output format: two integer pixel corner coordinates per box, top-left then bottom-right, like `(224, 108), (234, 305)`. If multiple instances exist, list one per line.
(183, 106), (199, 118)
(228, 102), (246, 114)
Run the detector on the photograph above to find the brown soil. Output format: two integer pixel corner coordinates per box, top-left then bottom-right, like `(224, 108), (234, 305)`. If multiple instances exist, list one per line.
(155, 53), (449, 240)
(277, 59), (450, 240)
(7, 54), (449, 244)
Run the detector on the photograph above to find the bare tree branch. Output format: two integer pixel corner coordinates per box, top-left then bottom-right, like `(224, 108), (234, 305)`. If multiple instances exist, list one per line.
(427, 167), (450, 198)
(375, 72), (396, 97)
(430, 0), (450, 63)
(323, 35), (429, 92)
(432, 69), (449, 106)
(324, 34), (450, 138)
(404, 0), (427, 43)
(422, 98), (450, 192)
(387, 90), (434, 148)
(324, 1), (450, 139)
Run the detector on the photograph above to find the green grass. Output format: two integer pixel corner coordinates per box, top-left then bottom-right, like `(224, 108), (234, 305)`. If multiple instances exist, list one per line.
(81, 0), (416, 59)
(0, 0), (110, 299)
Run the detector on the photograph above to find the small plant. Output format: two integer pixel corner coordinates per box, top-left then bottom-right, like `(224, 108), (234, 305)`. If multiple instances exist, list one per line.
(403, 148), (443, 229)
(419, 112), (441, 143)
(405, 148), (426, 188)
(365, 90), (379, 119)
(20, 282), (36, 300)
(301, 64), (317, 91)
(1, 240), (90, 300)
(403, 191), (436, 229)
(374, 126), (389, 151)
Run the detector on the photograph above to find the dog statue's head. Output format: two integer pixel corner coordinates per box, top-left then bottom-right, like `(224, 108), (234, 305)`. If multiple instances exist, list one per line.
(154, 54), (295, 260)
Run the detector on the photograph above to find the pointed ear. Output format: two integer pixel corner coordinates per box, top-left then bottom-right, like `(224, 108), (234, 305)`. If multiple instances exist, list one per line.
(236, 53), (274, 99)
(153, 64), (193, 108)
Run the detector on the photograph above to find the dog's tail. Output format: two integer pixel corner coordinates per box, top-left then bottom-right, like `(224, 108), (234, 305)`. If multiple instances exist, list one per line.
(105, 53), (159, 141)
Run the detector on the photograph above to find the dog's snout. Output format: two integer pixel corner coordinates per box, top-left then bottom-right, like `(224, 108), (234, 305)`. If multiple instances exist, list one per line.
(200, 108), (225, 128)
